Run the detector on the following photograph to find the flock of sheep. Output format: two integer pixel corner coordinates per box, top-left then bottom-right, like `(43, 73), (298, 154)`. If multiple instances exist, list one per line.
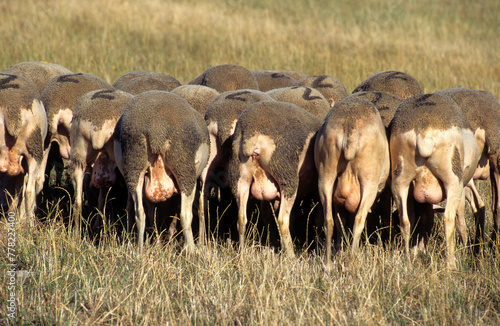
(2, 61), (500, 269)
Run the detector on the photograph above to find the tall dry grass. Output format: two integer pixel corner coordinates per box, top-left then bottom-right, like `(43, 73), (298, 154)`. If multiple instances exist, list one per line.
(2, 213), (500, 325)
(1, 0), (500, 324)
(1, 0), (499, 93)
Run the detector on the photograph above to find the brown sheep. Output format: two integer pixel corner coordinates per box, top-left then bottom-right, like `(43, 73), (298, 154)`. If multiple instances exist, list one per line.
(276, 70), (307, 81)
(228, 100), (322, 256)
(114, 90), (210, 251)
(295, 75), (348, 107)
(389, 93), (479, 268)
(70, 89), (133, 232)
(315, 96), (390, 268)
(251, 70), (296, 92)
(112, 70), (149, 89)
(0, 73), (47, 225)
(266, 86), (331, 119)
(353, 70), (422, 100)
(204, 89), (274, 238)
(345, 91), (402, 130)
(171, 85), (220, 116)
(3, 61), (73, 94)
(188, 64), (259, 93)
(40, 73), (114, 195)
(118, 72), (181, 95)
(436, 87), (500, 246)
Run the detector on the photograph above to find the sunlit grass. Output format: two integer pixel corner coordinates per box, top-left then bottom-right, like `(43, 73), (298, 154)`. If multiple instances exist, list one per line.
(2, 212), (500, 324)
(1, 0), (500, 324)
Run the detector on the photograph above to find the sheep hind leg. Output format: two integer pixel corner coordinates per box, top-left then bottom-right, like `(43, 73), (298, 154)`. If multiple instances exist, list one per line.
(277, 194), (296, 258)
(318, 176), (335, 269)
(443, 183), (463, 269)
(236, 176), (252, 253)
(131, 173), (147, 253)
(351, 184), (379, 254)
(180, 189), (196, 253)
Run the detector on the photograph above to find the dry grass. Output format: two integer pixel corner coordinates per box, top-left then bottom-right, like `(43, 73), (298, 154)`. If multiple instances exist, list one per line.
(1, 0), (499, 93)
(2, 213), (500, 325)
(1, 0), (500, 324)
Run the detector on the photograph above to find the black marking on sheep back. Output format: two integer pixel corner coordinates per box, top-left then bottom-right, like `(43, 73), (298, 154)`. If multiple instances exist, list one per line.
(385, 71), (409, 82)
(200, 73), (208, 86)
(0, 74), (19, 90)
(226, 91), (251, 102)
(57, 73), (83, 84)
(436, 87), (500, 156)
(371, 92), (383, 104)
(452, 146), (463, 179)
(352, 71), (422, 100)
(73, 89), (133, 131)
(91, 89), (115, 101)
(355, 83), (371, 92)
(348, 91), (402, 128)
(271, 73), (287, 79)
(311, 75), (334, 89)
(413, 94), (435, 108)
(390, 93), (469, 134)
(206, 89), (273, 147)
(0, 74), (41, 137)
(4, 61), (74, 93)
(42, 73), (114, 138)
(302, 88), (322, 101)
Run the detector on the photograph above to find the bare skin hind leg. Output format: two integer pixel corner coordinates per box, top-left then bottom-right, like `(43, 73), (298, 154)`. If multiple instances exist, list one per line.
(180, 189), (196, 253)
(131, 172), (147, 252)
(236, 176), (252, 252)
(351, 183), (380, 254)
(276, 194), (296, 258)
(71, 162), (85, 235)
(464, 180), (485, 248)
(318, 176), (335, 268)
(392, 181), (412, 258)
(443, 182), (463, 269)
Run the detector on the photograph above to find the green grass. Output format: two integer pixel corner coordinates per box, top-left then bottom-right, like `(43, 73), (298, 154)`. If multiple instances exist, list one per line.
(1, 0), (500, 324)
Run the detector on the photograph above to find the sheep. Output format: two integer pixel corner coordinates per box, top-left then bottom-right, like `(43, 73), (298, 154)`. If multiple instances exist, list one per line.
(40, 73), (114, 196)
(352, 70), (422, 100)
(314, 96), (390, 268)
(171, 85), (220, 116)
(112, 70), (149, 89)
(347, 91), (402, 129)
(3, 61), (73, 94)
(266, 86), (331, 118)
(0, 73), (47, 225)
(70, 89), (134, 233)
(118, 72), (182, 95)
(389, 93), (479, 268)
(251, 70), (296, 92)
(114, 90), (210, 251)
(295, 75), (348, 107)
(276, 70), (307, 81)
(435, 87), (500, 245)
(188, 64), (259, 93)
(228, 100), (323, 256)
(204, 89), (274, 238)
(344, 90), (403, 241)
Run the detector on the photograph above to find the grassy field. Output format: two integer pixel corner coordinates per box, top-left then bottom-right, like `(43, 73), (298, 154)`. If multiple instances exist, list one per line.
(1, 0), (500, 324)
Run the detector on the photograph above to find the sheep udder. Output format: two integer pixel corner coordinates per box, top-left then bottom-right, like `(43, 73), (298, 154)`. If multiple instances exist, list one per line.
(144, 155), (178, 203)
